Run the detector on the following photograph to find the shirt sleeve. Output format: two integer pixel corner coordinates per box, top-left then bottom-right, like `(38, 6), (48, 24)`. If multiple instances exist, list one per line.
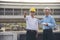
(38, 19), (44, 24)
(48, 17), (56, 28)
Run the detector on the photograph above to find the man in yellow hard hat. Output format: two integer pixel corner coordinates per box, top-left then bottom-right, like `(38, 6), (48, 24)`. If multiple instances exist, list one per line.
(24, 7), (38, 40)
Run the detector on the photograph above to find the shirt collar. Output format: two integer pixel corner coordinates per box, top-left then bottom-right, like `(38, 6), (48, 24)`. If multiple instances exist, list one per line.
(45, 15), (51, 17)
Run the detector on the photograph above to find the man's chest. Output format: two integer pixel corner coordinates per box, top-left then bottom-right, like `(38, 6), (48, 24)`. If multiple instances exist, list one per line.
(27, 17), (37, 23)
(43, 17), (51, 23)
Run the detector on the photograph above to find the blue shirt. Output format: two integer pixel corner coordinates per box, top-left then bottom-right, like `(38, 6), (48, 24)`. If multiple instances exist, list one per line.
(39, 15), (56, 29)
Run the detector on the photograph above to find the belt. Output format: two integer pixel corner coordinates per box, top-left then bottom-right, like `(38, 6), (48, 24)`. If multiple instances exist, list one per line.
(26, 29), (37, 32)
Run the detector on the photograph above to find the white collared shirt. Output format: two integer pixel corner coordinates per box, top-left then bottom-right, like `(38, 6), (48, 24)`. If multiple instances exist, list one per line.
(25, 15), (38, 31)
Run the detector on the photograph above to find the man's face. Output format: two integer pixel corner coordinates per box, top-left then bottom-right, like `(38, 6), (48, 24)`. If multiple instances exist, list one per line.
(30, 11), (35, 15)
(44, 9), (51, 16)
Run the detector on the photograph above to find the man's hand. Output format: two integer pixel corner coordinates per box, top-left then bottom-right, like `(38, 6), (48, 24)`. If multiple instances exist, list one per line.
(36, 31), (38, 38)
(42, 23), (48, 26)
(24, 11), (27, 18)
(44, 23), (48, 26)
(36, 33), (38, 38)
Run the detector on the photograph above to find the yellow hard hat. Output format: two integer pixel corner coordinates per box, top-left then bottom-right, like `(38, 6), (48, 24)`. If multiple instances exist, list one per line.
(29, 7), (36, 12)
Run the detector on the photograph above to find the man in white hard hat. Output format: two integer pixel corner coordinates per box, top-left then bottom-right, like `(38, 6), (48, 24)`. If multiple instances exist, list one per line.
(39, 7), (56, 40)
(24, 7), (38, 40)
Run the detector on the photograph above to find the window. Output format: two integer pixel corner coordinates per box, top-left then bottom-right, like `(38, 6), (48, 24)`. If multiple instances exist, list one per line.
(54, 9), (60, 15)
(35, 9), (37, 15)
(5, 8), (13, 15)
(38, 9), (44, 15)
(0, 8), (4, 15)
(14, 9), (21, 15)
(22, 9), (29, 15)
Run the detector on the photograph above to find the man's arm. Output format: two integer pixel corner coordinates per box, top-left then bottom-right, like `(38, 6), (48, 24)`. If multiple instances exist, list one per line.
(38, 19), (44, 24)
(44, 17), (56, 28)
(47, 17), (56, 27)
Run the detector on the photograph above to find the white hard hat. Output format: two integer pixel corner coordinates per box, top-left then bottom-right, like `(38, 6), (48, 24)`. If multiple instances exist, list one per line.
(44, 7), (51, 10)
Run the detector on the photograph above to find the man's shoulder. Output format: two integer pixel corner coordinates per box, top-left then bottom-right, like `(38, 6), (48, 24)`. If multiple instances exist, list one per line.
(34, 18), (39, 21)
(49, 15), (54, 19)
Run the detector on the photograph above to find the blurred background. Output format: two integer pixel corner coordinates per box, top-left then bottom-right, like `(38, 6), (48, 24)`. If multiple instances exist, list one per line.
(0, 0), (60, 32)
